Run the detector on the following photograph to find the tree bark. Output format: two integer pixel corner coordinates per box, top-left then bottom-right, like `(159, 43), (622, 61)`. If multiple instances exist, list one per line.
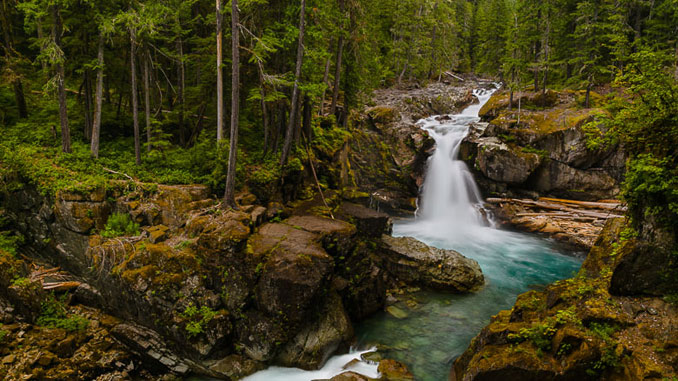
(52, 5), (70, 153)
(319, 51), (331, 116)
(143, 48), (152, 151)
(0, 0), (27, 118)
(91, 32), (104, 158)
(130, 28), (141, 165)
(223, 0), (240, 208)
(257, 61), (270, 155)
(330, 0), (345, 117)
(216, 0), (224, 142)
(303, 94), (312, 142)
(176, 37), (185, 146)
(280, 0), (306, 167)
(83, 70), (93, 142)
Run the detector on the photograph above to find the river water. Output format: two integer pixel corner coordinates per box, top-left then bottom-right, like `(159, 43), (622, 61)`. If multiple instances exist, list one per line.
(246, 89), (582, 380)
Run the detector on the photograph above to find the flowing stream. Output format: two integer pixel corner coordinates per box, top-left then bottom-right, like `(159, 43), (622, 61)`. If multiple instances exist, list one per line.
(246, 89), (582, 380)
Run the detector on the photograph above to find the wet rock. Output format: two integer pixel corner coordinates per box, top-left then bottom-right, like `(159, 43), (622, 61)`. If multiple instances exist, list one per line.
(73, 283), (105, 309)
(285, 215), (357, 256)
(276, 292), (353, 370)
(111, 322), (191, 375)
(474, 138), (543, 184)
(338, 203), (392, 238)
(250, 206), (267, 227)
(529, 160), (618, 201)
(379, 235), (484, 292)
(208, 354), (264, 379)
(237, 310), (287, 362)
(327, 371), (376, 381)
(265, 202), (285, 220)
(254, 223), (334, 326)
(145, 225), (169, 243)
(378, 359), (414, 380)
(385, 306), (408, 319)
(54, 194), (111, 233)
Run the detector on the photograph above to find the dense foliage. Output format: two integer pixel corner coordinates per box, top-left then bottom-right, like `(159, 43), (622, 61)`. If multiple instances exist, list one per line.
(1, 0), (677, 223)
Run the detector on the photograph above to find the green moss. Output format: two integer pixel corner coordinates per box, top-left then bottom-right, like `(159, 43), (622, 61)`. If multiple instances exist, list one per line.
(521, 146), (548, 157)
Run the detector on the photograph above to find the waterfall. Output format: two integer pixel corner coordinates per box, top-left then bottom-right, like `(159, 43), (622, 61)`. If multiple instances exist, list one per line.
(416, 88), (496, 227)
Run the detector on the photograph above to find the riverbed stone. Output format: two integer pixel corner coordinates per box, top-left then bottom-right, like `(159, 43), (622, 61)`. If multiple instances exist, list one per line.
(379, 235), (484, 292)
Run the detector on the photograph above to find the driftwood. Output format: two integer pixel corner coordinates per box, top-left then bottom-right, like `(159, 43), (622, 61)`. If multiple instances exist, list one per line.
(42, 281), (81, 292)
(539, 197), (626, 211)
(102, 167), (135, 182)
(487, 198), (625, 220)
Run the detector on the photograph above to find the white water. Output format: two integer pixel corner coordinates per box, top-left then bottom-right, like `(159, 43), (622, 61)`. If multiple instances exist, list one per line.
(416, 89), (494, 226)
(242, 347), (380, 381)
(244, 87), (582, 381)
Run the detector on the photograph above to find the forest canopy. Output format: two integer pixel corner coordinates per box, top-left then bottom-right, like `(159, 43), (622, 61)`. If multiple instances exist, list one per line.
(1, 0), (677, 220)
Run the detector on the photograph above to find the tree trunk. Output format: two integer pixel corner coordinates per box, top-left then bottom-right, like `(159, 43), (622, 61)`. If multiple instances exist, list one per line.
(223, 0), (240, 208)
(91, 32), (104, 158)
(176, 37), (185, 146)
(144, 48), (152, 151)
(1, 0), (29, 118)
(428, 1), (439, 79)
(303, 94), (312, 142)
(280, 0), (306, 167)
(52, 5), (70, 153)
(83, 70), (93, 142)
(36, 19), (48, 73)
(257, 62), (270, 155)
(330, 0), (345, 118)
(216, 0), (224, 142)
(130, 28), (141, 165)
(319, 52), (331, 116)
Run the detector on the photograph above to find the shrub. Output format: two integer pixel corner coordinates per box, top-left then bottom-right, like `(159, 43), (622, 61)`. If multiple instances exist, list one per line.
(181, 303), (218, 338)
(102, 212), (140, 238)
(37, 294), (89, 332)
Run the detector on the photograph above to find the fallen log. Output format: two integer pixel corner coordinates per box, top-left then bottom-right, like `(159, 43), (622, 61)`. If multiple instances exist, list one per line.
(42, 281), (81, 292)
(539, 197), (626, 211)
(487, 198), (624, 219)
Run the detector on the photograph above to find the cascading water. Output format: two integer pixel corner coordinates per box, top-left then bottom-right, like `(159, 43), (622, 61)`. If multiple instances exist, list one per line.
(359, 88), (583, 380)
(416, 89), (494, 226)
(243, 88), (583, 381)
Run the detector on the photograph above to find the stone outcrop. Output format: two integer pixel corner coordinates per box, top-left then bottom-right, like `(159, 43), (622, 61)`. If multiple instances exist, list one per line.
(460, 90), (625, 201)
(380, 235), (484, 292)
(342, 79), (490, 216)
(473, 138), (542, 184)
(452, 218), (678, 381)
(2, 179), (486, 379)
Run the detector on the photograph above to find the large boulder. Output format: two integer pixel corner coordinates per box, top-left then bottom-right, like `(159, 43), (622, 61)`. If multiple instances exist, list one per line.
(379, 235), (484, 292)
(452, 219), (678, 381)
(528, 161), (619, 201)
(251, 223), (334, 326)
(474, 138), (543, 184)
(276, 292), (353, 370)
(338, 203), (393, 238)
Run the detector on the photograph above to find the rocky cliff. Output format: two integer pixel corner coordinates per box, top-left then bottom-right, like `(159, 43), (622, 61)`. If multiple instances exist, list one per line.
(452, 217), (678, 380)
(460, 90), (626, 202)
(0, 179), (484, 380)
